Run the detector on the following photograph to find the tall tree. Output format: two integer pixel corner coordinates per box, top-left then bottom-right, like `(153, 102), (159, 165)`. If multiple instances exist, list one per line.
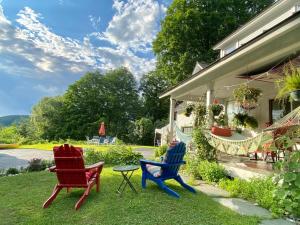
(62, 68), (140, 140)
(153, 0), (274, 84)
(139, 71), (170, 124)
(31, 96), (65, 140)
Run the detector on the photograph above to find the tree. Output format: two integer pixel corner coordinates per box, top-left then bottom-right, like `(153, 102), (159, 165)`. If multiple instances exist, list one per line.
(129, 117), (154, 146)
(31, 96), (65, 140)
(139, 71), (170, 124)
(62, 68), (141, 140)
(153, 0), (274, 84)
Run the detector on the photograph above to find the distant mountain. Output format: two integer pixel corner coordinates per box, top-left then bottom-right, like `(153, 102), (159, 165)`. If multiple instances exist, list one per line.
(0, 115), (29, 127)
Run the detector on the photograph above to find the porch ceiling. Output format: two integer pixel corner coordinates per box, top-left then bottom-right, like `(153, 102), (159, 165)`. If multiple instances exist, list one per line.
(161, 13), (300, 101)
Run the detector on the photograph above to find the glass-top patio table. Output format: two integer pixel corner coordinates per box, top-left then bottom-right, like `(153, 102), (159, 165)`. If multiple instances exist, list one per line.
(113, 165), (139, 196)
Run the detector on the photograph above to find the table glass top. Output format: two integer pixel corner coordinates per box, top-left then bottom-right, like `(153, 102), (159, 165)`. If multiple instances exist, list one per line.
(113, 165), (139, 172)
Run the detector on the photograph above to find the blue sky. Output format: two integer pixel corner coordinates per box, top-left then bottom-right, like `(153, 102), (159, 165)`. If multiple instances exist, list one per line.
(0, 0), (170, 116)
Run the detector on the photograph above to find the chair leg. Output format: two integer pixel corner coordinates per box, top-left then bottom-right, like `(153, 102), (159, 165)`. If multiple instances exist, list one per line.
(75, 184), (93, 210)
(174, 176), (196, 193)
(43, 185), (62, 208)
(157, 180), (180, 198)
(141, 173), (146, 188)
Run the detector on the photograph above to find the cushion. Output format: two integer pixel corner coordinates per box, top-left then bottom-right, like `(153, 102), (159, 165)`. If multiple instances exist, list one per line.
(146, 164), (161, 177)
(211, 126), (232, 137)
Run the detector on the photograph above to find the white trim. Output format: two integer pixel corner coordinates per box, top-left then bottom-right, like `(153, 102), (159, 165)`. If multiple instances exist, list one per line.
(160, 16), (300, 99)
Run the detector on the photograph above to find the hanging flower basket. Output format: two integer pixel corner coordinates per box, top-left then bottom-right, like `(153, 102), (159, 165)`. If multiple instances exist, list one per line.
(210, 104), (223, 117)
(184, 104), (195, 117)
(233, 84), (262, 110)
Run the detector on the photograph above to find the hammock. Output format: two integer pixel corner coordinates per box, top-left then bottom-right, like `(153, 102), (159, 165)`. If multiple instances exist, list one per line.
(206, 132), (263, 155)
(207, 106), (300, 155)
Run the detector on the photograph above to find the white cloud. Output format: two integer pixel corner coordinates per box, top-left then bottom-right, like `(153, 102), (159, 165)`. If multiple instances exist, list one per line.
(0, 2), (165, 80)
(89, 15), (101, 30)
(101, 0), (166, 53)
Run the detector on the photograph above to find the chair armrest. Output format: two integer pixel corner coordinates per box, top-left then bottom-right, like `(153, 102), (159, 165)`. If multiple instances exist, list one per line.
(140, 159), (185, 167)
(49, 166), (56, 172)
(85, 161), (104, 170)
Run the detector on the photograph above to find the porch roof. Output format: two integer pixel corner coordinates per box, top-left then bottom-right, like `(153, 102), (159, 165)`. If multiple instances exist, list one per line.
(159, 12), (300, 100)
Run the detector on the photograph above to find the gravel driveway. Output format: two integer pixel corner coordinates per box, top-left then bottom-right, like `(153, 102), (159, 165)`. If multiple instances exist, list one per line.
(0, 147), (155, 169)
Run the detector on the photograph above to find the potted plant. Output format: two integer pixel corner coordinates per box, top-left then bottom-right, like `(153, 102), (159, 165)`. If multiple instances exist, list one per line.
(233, 84), (262, 110)
(232, 113), (258, 129)
(185, 104), (194, 117)
(210, 104), (223, 117)
(276, 64), (300, 101)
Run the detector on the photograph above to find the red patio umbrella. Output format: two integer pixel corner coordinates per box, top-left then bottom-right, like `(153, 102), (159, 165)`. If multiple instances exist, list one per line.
(98, 122), (106, 137)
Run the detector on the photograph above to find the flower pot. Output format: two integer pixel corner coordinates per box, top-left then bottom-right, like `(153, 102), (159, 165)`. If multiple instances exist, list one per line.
(290, 90), (300, 101)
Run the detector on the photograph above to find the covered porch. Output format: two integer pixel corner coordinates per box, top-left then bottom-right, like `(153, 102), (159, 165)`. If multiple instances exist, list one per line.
(159, 13), (300, 178)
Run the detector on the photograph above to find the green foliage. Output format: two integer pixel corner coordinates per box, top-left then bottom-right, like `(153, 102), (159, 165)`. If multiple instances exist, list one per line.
(232, 113), (258, 129)
(6, 168), (19, 175)
(184, 104), (195, 117)
(84, 145), (143, 165)
(30, 68), (142, 142)
(129, 117), (154, 145)
(272, 136), (300, 217)
(198, 161), (227, 183)
(153, 0), (273, 84)
(276, 64), (300, 99)
(211, 104), (223, 117)
(193, 102), (207, 128)
(233, 84), (262, 108)
(0, 125), (23, 144)
(215, 114), (228, 127)
(219, 177), (276, 210)
(193, 128), (216, 162)
(26, 158), (54, 172)
(155, 144), (168, 157)
(139, 71), (170, 123)
(31, 96), (65, 140)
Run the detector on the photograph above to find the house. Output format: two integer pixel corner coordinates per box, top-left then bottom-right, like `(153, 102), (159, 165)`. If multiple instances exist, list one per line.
(157, 0), (300, 179)
(158, 0), (300, 142)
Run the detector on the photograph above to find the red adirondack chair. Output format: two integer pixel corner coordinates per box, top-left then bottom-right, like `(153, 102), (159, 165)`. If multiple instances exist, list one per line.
(43, 144), (104, 210)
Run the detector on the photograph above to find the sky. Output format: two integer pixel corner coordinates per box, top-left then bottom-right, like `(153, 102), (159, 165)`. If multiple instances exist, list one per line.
(0, 0), (170, 116)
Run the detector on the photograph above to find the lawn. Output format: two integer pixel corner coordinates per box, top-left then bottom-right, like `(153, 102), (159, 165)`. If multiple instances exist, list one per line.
(19, 143), (155, 151)
(0, 167), (260, 225)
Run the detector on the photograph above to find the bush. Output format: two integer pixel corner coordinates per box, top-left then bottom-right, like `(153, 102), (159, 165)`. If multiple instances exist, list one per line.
(85, 145), (143, 165)
(6, 168), (19, 175)
(219, 177), (276, 210)
(198, 161), (227, 183)
(0, 125), (23, 144)
(26, 158), (54, 172)
(155, 145), (168, 157)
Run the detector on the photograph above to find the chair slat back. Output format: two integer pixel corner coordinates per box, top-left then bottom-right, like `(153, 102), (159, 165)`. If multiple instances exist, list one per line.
(161, 142), (186, 177)
(53, 144), (87, 186)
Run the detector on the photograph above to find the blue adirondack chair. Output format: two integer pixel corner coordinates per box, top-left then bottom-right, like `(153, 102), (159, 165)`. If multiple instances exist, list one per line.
(140, 142), (196, 198)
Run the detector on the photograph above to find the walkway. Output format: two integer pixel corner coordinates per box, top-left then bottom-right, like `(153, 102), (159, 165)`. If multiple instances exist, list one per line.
(0, 147), (155, 169)
(0, 149), (53, 169)
(194, 180), (296, 225)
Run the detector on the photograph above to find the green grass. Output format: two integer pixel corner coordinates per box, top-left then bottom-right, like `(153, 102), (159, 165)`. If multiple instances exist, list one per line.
(0, 168), (260, 225)
(19, 143), (155, 151)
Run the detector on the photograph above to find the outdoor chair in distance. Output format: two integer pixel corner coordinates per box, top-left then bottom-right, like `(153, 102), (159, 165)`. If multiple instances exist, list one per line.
(140, 142), (196, 198)
(43, 144), (104, 210)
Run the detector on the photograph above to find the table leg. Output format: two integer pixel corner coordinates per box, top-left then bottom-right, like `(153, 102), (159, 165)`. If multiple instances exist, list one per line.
(116, 171), (137, 196)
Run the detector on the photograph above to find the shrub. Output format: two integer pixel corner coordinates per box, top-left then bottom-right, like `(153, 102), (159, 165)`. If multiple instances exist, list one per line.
(85, 145), (143, 165)
(219, 177), (276, 210)
(6, 168), (19, 175)
(155, 145), (168, 157)
(27, 158), (54, 172)
(193, 128), (216, 162)
(198, 161), (227, 183)
(0, 125), (23, 144)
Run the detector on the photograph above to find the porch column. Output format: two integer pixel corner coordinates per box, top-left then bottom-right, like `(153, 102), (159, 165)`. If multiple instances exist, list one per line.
(169, 97), (175, 143)
(206, 83), (214, 126)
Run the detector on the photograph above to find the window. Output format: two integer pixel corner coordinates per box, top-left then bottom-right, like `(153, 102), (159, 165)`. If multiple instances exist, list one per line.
(269, 99), (300, 124)
(182, 126), (193, 134)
